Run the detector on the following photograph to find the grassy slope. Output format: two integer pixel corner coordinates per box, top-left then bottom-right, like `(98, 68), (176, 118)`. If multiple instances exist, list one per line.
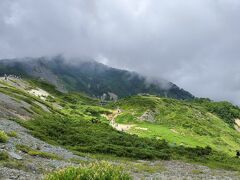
(110, 95), (240, 156)
(1, 79), (240, 171)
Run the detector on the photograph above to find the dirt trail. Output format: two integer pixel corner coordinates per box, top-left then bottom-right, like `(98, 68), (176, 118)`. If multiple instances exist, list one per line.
(235, 119), (240, 132)
(107, 109), (134, 132)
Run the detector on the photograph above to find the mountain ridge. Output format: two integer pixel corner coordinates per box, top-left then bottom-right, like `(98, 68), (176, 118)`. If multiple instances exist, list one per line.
(0, 56), (194, 100)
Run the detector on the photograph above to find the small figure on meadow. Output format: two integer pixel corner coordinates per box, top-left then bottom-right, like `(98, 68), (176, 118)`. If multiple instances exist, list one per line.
(236, 150), (240, 158)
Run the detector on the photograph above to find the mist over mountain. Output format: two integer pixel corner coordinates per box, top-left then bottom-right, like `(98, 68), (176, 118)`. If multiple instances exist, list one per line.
(1, 1), (240, 179)
(0, 56), (193, 100)
(1, 1), (240, 105)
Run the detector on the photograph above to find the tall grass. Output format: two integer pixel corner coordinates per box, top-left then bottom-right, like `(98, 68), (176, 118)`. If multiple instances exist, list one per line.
(16, 144), (61, 160)
(0, 130), (8, 143)
(0, 151), (9, 161)
(46, 162), (132, 180)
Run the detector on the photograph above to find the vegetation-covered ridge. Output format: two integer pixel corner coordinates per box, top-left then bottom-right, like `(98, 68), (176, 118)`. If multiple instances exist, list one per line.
(0, 56), (194, 100)
(110, 95), (240, 156)
(0, 78), (240, 172)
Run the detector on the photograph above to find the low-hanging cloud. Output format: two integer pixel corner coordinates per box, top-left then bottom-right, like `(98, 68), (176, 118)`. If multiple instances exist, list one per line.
(1, 0), (240, 104)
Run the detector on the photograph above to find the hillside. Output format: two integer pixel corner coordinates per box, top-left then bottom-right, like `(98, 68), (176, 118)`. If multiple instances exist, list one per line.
(0, 77), (240, 179)
(109, 95), (240, 156)
(0, 56), (194, 100)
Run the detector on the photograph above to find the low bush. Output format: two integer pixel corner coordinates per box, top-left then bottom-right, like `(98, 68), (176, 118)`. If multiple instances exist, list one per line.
(45, 161), (132, 180)
(0, 151), (9, 161)
(22, 114), (173, 160)
(3, 161), (27, 171)
(0, 131), (9, 143)
(192, 98), (240, 127)
(16, 144), (61, 160)
(7, 131), (18, 138)
(22, 114), (220, 162)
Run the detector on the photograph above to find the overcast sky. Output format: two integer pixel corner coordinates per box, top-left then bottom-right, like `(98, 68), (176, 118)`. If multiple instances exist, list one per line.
(1, 0), (240, 104)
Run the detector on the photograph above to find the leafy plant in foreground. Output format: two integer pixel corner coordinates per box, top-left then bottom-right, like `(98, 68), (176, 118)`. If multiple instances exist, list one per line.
(0, 131), (8, 143)
(45, 161), (132, 180)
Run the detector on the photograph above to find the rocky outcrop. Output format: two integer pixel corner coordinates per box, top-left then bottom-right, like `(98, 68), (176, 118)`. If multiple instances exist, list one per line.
(0, 118), (89, 179)
(0, 92), (32, 119)
(139, 110), (156, 123)
(108, 92), (118, 102)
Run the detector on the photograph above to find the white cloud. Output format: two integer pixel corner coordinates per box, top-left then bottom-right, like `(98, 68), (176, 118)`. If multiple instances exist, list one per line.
(1, 0), (240, 104)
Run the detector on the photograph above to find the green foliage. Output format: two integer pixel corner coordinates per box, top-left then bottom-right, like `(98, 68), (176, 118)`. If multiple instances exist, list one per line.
(61, 93), (99, 106)
(1, 76), (240, 172)
(111, 95), (240, 156)
(0, 131), (9, 143)
(7, 131), (18, 138)
(191, 98), (240, 127)
(46, 161), (132, 180)
(22, 113), (230, 166)
(16, 144), (61, 160)
(2, 161), (28, 171)
(0, 151), (9, 161)
(23, 114), (173, 160)
(13, 90), (239, 171)
(115, 113), (137, 123)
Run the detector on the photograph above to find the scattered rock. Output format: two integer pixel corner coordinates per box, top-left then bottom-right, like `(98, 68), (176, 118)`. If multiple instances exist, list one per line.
(108, 92), (118, 102)
(0, 118), (89, 179)
(133, 160), (240, 180)
(0, 167), (41, 180)
(28, 89), (50, 101)
(0, 145), (5, 149)
(8, 152), (23, 160)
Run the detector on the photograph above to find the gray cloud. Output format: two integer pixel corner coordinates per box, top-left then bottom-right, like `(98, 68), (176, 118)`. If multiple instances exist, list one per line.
(1, 0), (240, 104)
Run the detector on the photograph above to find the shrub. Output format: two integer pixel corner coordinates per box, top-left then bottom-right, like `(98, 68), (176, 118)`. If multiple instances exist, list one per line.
(0, 131), (9, 143)
(46, 161), (132, 180)
(23, 114), (174, 160)
(0, 151), (9, 161)
(3, 161), (27, 171)
(192, 98), (240, 127)
(7, 131), (18, 138)
(16, 144), (61, 160)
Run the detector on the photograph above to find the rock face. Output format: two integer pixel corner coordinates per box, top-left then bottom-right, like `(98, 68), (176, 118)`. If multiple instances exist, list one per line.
(0, 92), (32, 119)
(108, 92), (118, 102)
(0, 119), (87, 161)
(0, 167), (41, 180)
(0, 118), (89, 179)
(139, 110), (156, 122)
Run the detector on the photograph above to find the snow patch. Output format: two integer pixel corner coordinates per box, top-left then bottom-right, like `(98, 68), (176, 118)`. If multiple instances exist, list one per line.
(28, 88), (50, 100)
